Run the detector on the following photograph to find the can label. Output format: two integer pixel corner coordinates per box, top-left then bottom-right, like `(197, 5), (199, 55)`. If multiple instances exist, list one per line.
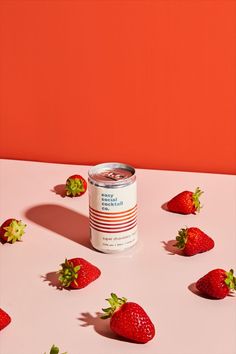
(89, 181), (137, 253)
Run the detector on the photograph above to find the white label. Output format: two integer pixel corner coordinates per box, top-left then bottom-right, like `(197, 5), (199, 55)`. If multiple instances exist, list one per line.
(88, 182), (138, 253)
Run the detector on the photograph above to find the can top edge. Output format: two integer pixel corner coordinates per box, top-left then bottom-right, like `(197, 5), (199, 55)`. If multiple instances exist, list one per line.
(88, 162), (136, 186)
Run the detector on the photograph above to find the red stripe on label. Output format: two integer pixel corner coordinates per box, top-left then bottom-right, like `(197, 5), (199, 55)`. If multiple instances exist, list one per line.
(89, 205), (137, 216)
(90, 215), (137, 228)
(89, 208), (137, 220)
(89, 211), (137, 222)
(90, 219), (136, 231)
(90, 222), (137, 234)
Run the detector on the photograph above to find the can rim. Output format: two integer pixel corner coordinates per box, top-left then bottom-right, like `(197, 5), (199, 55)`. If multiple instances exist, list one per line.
(88, 162), (136, 187)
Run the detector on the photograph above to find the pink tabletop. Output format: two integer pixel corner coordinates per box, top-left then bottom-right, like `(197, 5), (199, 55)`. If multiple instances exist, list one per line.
(0, 159), (235, 354)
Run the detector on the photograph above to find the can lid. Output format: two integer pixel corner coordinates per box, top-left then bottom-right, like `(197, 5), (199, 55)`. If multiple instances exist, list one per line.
(88, 162), (136, 187)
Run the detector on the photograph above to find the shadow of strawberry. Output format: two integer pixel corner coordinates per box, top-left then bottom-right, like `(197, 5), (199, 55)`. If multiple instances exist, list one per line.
(161, 240), (183, 256)
(78, 312), (134, 342)
(51, 184), (66, 198)
(41, 271), (64, 291)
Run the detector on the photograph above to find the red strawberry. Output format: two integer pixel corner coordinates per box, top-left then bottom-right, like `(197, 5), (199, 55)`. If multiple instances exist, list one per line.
(0, 308), (11, 330)
(196, 269), (236, 299)
(102, 293), (155, 343)
(166, 187), (203, 214)
(65, 175), (87, 197)
(175, 227), (214, 256)
(0, 218), (27, 243)
(58, 258), (101, 289)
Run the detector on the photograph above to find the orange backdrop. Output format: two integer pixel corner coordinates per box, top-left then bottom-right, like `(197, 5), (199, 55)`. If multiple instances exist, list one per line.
(0, 0), (235, 174)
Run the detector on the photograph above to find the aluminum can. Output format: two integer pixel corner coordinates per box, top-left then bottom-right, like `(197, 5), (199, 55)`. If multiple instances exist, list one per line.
(88, 162), (137, 253)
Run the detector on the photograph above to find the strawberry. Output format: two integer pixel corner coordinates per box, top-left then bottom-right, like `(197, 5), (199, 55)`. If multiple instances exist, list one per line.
(44, 345), (67, 354)
(166, 187), (203, 214)
(65, 175), (87, 197)
(0, 308), (11, 330)
(102, 293), (155, 343)
(58, 258), (101, 289)
(0, 218), (26, 243)
(175, 227), (214, 256)
(196, 269), (236, 299)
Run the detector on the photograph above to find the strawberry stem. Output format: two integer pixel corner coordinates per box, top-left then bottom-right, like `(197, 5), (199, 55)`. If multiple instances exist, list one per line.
(225, 269), (236, 291)
(192, 187), (203, 213)
(58, 259), (80, 288)
(44, 345), (67, 354)
(101, 293), (127, 319)
(65, 178), (85, 197)
(175, 227), (188, 249)
(3, 220), (26, 243)
(49, 345), (59, 354)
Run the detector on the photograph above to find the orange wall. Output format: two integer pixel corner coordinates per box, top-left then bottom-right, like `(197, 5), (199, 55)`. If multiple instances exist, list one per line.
(0, 1), (235, 174)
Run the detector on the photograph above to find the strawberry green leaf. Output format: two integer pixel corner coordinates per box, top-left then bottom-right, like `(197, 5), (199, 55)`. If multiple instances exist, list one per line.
(3, 220), (26, 243)
(101, 293), (127, 319)
(49, 345), (60, 354)
(175, 228), (188, 249)
(192, 187), (203, 213)
(45, 344), (67, 354)
(58, 259), (80, 288)
(225, 269), (236, 291)
(65, 178), (85, 197)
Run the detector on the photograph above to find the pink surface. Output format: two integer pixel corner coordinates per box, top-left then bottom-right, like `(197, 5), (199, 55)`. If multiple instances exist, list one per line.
(0, 159), (236, 354)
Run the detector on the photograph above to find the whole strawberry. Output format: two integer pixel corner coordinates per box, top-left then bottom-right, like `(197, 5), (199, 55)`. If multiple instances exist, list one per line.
(58, 258), (101, 289)
(166, 187), (203, 214)
(196, 269), (236, 299)
(65, 175), (87, 197)
(102, 293), (155, 343)
(175, 227), (214, 256)
(0, 218), (27, 243)
(0, 308), (11, 330)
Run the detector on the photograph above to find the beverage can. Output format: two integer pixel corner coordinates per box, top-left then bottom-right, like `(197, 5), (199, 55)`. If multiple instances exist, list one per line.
(88, 162), (138, 253)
